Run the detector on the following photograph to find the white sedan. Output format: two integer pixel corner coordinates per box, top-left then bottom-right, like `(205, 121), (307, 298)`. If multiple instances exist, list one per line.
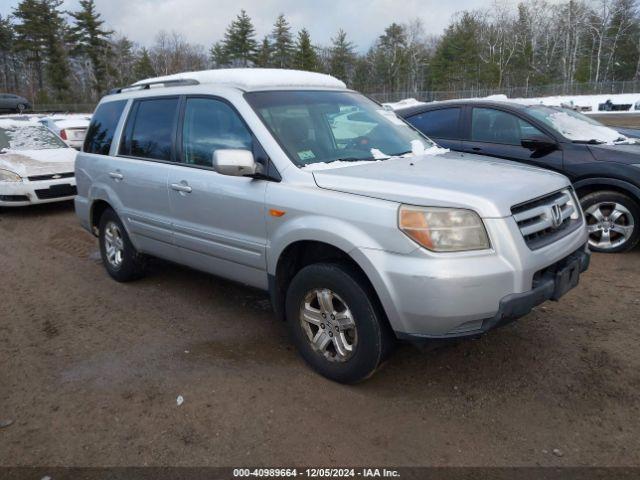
(0, 117), (77, 207)
(38, 114), (91, 150)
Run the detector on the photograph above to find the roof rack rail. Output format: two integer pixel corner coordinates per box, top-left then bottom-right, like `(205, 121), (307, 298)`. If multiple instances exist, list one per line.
(109, 78), (200, 95)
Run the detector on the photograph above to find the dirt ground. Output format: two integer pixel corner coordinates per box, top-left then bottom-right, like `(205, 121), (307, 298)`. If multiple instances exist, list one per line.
(0, 201), (639, 468)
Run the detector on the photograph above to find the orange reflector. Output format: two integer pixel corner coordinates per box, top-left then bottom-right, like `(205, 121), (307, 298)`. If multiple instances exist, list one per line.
(269, 209), (286, 217)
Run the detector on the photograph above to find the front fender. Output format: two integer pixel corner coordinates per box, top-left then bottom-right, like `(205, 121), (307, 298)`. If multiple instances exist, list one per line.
(266, 214), (388, 274)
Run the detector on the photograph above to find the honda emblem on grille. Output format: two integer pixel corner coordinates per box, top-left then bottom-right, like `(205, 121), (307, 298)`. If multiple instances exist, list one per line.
(52, 174), (61, 179)
(550, 204), (563, 228)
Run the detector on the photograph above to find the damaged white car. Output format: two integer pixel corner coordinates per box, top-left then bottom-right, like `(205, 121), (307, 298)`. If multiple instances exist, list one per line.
(0, 117), (77, 207)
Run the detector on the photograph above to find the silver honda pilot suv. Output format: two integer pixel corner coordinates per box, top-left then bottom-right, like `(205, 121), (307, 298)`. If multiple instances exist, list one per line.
(75, 69), (590, 383)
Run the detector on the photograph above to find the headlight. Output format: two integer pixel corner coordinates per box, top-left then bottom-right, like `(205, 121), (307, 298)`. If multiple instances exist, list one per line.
(0, 168), (21, 182)
(399, 205), (490, 252)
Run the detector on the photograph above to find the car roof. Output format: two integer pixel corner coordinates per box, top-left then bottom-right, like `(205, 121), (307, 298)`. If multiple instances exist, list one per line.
(396, 99), (534, 116)
(130, 68), (347, 92)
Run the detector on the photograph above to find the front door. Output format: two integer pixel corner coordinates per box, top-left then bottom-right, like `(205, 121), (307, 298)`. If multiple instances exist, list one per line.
(462, 107), (564, 172)
(167, 96), (268, 289)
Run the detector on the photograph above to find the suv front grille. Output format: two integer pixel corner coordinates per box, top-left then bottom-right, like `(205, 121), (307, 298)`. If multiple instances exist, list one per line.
(511, 188), (582, 250)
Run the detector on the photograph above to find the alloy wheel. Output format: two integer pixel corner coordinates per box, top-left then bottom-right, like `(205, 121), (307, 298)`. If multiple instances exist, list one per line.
(585, 201), (635, 250)
(299, 288), (357, 362)
(104, 221), (125, 268)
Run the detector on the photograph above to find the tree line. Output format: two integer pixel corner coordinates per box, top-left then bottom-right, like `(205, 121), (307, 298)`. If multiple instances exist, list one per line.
(1, 0), (639, 105)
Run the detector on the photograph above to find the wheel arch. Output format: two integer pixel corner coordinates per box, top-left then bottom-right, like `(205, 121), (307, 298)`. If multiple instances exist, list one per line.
(269, 240), (392, 334)
(573, 177), (640, 203)
(90, 199), (113, 236)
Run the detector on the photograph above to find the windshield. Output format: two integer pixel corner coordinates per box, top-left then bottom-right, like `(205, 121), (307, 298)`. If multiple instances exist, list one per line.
(245, 91), (433, 167)
(526, 105), (629, 144)
(0, 124), (68, 151)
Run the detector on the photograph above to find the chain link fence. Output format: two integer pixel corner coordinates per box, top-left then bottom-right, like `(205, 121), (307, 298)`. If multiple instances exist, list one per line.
(29, 103), (96, 113)
(21, 80), (640, 112)
(366, 80), (640, 104)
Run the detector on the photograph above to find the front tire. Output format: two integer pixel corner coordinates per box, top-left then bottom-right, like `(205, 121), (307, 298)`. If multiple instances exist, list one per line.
(98, 208), (146, 282)
(285, 263), (393, 383)
(581, 190), (640, 253)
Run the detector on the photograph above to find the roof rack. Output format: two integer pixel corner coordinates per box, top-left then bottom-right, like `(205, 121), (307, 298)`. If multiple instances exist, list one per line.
(109, 78), (200, 95)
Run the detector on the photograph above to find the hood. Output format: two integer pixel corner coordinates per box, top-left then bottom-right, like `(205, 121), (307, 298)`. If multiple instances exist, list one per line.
(0, 148), (77, 178)
(311, 151), (570, 218)
(588, 143), (640, 165)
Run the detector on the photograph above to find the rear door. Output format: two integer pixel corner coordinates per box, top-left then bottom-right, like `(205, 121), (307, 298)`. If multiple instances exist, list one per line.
(462, 107), (564, 172)
(166, 96), (268, 289)
(403, 107), (463, 150)
(111, 96), (180, 260)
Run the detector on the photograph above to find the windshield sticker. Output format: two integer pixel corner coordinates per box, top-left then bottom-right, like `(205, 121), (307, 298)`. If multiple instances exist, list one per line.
(297, 150), (316, 161)
(376, 109), (406, 126)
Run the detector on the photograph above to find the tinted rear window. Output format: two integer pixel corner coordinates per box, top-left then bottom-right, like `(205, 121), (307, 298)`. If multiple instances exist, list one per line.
(406, 108), (461, 139)
(84, 100), (126, 155)
(120, 97), (179, 161)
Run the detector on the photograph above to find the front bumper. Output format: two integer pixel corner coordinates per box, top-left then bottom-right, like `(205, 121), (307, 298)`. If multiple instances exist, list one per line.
(0, 177), (77, 206)
(396, 247), (590, 342)
(351, 215), (589, 338)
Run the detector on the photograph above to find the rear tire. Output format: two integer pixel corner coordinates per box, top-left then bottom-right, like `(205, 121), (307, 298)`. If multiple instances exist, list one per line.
(16, 104), (26, 113)
(580, 190), (640, 253)
(285, 263), (394, 383)
(98, 208), (146, 282)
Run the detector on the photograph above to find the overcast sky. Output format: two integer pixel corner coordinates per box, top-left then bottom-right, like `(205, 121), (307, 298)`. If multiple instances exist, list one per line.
(1, 0), (520, 52)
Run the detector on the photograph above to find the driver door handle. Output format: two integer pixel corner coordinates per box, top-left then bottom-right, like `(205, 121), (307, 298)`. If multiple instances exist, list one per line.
(109, 171), (124, 180)
(171, 182), (192, 193)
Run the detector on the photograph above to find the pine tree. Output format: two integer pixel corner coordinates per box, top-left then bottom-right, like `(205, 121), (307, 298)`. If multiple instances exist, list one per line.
(0, 15), (17, 92)
(429, 12), (482, 91)
(134, 47), (155, 81)
(271, 14), (294, 68)
(222, 9), (258, 67)
(255, 36), (272, 67)
(294, 28), (318, 71)
(13, 0), (71, 100)
(329, 29), (355, 83)
(210, 41), (229, 67)
(69, 0), (113, 97)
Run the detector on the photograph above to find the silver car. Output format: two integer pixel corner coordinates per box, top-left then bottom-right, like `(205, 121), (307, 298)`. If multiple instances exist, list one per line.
(75, 69), (590, 383)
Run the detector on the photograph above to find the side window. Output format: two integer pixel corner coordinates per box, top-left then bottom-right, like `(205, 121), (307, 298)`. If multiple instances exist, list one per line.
(181, 98), (253, 167)
(471, 108), (545, 145)
(84, 100), (127, 155)
(407, 108), (461, 139)
(120, 97), (179, 161)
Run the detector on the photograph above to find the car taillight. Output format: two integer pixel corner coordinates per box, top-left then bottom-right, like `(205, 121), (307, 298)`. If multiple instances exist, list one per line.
(60, 129), (67, 140)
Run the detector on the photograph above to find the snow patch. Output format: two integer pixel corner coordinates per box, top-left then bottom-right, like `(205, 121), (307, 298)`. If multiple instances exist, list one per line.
(544, 111), (626, 144)
(0, 117), (43, 128)
(383, 98), (427, 110)
(134, 68), (346, 91)
(301, 145), (449, 171)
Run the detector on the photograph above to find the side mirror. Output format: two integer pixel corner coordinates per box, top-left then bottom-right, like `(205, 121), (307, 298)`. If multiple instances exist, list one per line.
(521, 136), (557, 151)
(212, 149), (257, 177)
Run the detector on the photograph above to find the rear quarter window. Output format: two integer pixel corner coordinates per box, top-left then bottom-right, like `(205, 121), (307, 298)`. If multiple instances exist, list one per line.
(406, 108), (461, 140)
(84, 100), (127, 155)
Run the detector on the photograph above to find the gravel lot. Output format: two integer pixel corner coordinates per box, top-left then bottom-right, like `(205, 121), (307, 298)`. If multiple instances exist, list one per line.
(1, 201), (639, 467)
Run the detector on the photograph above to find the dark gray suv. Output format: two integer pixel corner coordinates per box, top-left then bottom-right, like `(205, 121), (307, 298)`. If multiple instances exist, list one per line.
(0, 93), (31, 113)
(397, 100), (640, 253)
